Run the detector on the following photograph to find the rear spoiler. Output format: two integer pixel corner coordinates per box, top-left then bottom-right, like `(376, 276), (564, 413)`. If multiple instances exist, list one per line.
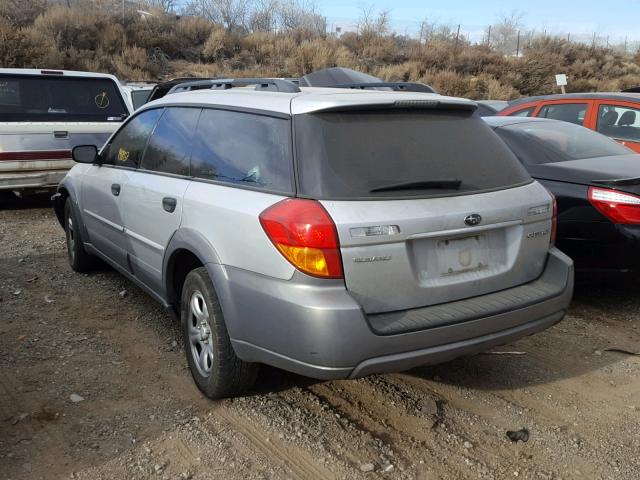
(592, 177), (640, 187)
(311, 98), (477, 114)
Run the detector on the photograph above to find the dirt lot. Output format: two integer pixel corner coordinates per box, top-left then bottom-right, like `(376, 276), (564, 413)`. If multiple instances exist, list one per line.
(1, 197), (639, 480)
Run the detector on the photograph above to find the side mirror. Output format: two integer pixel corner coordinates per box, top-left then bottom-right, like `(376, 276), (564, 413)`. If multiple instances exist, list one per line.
(72, 145), (98, 164)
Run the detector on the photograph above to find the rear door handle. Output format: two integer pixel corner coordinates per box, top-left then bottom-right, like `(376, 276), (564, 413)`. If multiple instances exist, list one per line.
(162, 197), (177, 213)
(111, 183), (121, 196)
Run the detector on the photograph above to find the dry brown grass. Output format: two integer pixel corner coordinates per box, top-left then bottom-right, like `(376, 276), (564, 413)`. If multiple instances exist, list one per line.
(2, 5), (639, 98)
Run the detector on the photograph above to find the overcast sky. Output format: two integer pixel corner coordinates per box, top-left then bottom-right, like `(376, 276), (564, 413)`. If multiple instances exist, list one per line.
(319, 0), (637, 43)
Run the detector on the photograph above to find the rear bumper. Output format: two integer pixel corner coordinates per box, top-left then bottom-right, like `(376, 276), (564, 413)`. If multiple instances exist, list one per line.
(558, 223), (640, 273)
(212, 248), (574, 380)
(0, 169), (68, 191)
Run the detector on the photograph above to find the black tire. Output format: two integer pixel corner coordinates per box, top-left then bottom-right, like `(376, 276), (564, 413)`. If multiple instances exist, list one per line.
(181, 267), (258, 399)
(64, 199), (96, 273)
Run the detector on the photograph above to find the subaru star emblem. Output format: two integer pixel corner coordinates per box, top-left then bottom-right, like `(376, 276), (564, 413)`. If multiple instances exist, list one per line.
(464, 214), (482, 226)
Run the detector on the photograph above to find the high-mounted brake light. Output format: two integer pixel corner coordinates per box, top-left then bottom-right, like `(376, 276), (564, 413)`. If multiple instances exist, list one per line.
(588, 187), (640, 224)
(259, 199), (343, 279)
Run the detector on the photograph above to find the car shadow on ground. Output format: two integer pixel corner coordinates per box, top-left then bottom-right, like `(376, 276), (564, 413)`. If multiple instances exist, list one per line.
(0, 192), (52, 210)
(402, 279), (638, 392)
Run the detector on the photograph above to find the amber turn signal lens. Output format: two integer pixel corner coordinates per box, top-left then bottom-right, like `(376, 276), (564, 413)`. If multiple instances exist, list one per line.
(259, 199), (343, 279)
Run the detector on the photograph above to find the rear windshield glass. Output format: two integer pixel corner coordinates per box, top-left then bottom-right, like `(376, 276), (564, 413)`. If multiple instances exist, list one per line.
(494, 120), (631, 165)
(0, 74), (129, 122)
(294, 109), (531, 199)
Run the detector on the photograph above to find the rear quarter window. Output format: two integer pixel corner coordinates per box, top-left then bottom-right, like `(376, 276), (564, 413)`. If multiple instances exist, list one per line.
(294, 109), (532, 199)
(131, 89), (152, 110)
(508, 107), (535, 117)
(597, 104), (640, 142)
(0, 74), (129, 122)
(537, 103), (587, 125)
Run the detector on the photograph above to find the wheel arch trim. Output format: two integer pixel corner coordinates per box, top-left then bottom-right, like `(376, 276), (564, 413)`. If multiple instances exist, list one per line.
(162, 228), (222, 306)
(55, 180), (90, 240)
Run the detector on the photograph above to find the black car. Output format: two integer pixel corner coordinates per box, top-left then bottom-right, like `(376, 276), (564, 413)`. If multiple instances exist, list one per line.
(484, 116), (640, 274)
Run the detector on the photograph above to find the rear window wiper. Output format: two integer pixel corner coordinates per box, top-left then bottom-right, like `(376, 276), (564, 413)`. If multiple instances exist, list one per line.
(370, 179), (462, 193)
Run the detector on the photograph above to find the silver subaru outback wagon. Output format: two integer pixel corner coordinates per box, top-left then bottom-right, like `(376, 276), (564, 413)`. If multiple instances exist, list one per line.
(53, 79), (574, 399)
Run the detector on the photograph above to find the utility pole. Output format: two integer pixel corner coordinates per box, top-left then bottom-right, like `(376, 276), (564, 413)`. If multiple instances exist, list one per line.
(516, 30), (521, 57)
(592, 32), (597, 48)
(487, 25), (491, 47)
(120, 0), (126, 50)
(453, 24), (461, 57)
(567, 33), (570, 42)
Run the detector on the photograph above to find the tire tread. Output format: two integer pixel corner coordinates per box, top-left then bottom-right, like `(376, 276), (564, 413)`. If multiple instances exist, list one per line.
(181, 266), (258, 398)
(64, 199), (96, 273)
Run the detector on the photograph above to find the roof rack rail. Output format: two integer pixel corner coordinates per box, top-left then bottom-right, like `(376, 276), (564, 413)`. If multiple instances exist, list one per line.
(167, 78), (301, 95)
(325, 82), (436, 93)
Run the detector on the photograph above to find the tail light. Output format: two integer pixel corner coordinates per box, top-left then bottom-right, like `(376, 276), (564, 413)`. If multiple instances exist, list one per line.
(259, 199), (343, 279)
(588, 187), (640, 224)
(550, 192), (557, 246)
(541, 187), (558, 246)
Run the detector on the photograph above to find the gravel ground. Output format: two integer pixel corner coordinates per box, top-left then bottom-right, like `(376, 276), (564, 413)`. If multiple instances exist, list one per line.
(1, 196), (639, 480)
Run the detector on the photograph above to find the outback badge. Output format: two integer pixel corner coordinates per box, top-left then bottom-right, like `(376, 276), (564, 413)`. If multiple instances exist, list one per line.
(464, 213), (482, 226)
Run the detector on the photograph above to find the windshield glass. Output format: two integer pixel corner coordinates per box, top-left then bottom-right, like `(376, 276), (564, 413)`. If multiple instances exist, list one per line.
(294, 109), (531, 199)
(494, 120), (632, 164)
(0, 74), (129, 122)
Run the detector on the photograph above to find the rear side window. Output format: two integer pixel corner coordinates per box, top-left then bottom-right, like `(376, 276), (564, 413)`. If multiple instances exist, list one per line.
(190, 109), (293, 193)
(475, 104), (497, 117)
(294, 109), (531, 199)
(494, 120), (631, 165)
(509, 107), (535, 117)
(537, 103), (587, 125)
(0, 74), (129, 122)
(141, 107), (200, 176)
(102, 108), (163, 168)
(597, 104), (640, 141)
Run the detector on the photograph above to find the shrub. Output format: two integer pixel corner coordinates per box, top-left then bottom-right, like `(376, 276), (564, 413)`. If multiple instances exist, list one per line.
(203, 27), (231, 61)
(3, 3), (640, 95)
(0, 19), (61, 68)
(33, 5), (104, 51)
(0, 0), (47, 27)
(112, 46), (153, 80)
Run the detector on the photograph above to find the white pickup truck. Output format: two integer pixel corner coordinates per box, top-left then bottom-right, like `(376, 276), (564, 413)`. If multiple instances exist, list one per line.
(0, 69), (132, 194)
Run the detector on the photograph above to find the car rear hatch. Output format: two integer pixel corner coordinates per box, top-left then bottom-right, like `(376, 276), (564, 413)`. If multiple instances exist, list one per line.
(294, 105), (555, 314)
(491, 119), (640, 197)
(0, 72), (128, 175)
(530, 155), (640, 196)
